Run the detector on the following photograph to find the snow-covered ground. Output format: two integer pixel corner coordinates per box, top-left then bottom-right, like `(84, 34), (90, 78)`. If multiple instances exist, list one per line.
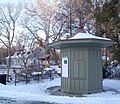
(0, 78), (120, 104)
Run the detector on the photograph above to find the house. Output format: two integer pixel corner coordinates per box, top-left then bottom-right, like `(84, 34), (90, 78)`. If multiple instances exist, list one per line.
(6, 46), (50, 70)
(7, 53), (23, 69)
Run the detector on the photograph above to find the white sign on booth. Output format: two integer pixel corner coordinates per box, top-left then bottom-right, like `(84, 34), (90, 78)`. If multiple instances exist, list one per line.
(62, 57), (68, 78)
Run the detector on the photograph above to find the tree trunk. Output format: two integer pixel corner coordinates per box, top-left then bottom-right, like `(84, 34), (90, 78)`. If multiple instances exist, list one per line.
(7, 47), (11, 82)
(69, 3), (72, 37)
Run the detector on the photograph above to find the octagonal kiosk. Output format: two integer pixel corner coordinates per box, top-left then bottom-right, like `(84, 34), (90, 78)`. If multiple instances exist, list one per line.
(50, 32), (112, 94)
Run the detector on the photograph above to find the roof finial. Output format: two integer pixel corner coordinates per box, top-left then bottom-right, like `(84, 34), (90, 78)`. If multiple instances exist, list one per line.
(78, 10), (85, 33)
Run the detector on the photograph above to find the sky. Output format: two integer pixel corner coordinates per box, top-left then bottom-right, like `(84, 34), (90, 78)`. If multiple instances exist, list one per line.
(0, 0), (30, 3)
(0, 0), (20, 2)
(0, 0), (47, 41)
(0, 77), (120, 104)
(0, 0), (47, 46)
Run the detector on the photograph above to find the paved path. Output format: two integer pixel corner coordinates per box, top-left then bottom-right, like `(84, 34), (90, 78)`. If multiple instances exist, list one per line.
(0, 97), (57, 104)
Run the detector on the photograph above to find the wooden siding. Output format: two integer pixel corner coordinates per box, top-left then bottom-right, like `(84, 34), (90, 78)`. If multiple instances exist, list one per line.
(88, 47), (102, 92)
(61, 46), (102, 94)
(61, 48), (70, 92)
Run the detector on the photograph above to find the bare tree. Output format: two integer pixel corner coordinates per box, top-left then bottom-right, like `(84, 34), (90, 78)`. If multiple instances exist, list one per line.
(15, 30), (35, 50)
(14, 29), (35, 69)
(0, 2), (22, 81)
(0, 46), (8, 64)
(18, 0), (64, 65)
(14, 29), (46, 71)
(20, 0), (52, 43)
(59, 0), (94, 35)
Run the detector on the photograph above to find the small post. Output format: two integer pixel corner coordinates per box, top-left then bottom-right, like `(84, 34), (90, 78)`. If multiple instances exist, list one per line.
(26, 74), (27, 85)
(38, 73), (39, 83)
(15, 73), (16, 86)
(50, 71), (52, 81)
(13, 70), (16, 86)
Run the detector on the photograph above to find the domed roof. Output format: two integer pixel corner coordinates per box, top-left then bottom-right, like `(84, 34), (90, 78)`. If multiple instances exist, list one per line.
(49, 32), (112, 49)
(69, 32), (111, 40)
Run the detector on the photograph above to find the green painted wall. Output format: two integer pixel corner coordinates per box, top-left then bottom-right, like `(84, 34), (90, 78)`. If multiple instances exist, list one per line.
(61, 46), (103, 94)
(87, 47), (103, 93)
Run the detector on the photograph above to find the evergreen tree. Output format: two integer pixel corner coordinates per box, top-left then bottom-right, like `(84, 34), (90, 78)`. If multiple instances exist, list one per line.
(94, 0), (120, 63)
(95, 0), (120, 44)
(114, 47), (120, 63)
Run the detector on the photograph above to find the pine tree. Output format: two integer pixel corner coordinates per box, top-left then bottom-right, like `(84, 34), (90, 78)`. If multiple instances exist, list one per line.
(95, 0), (120, 44)
(95, 0), (120, 63)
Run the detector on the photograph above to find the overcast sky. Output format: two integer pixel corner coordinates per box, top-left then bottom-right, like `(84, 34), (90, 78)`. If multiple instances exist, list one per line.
(0, 0), (18, 2)
(0, 0), (30, 3)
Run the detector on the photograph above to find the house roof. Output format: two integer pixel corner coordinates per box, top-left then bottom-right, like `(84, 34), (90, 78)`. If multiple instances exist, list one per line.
(6, 53), (20, 59)
(27, 46), (49, 59)
(38, 54), (50, 60)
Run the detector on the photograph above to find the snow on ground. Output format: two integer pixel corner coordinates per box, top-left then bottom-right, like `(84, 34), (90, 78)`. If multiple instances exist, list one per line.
(0, 78), (120, 104)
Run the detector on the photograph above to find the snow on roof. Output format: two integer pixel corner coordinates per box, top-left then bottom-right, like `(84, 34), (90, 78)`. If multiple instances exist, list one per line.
(11, 53), (19, 58)
(49, 32), (112, 49)
(69, 32), (111, 40)
(6, 53), (20, 59)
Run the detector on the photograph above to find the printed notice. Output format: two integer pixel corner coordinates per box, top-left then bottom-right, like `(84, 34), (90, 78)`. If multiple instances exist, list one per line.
(62, 57), (68, 78)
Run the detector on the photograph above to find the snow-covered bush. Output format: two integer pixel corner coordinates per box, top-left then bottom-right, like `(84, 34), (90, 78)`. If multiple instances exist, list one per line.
(105, 64), (120, 79)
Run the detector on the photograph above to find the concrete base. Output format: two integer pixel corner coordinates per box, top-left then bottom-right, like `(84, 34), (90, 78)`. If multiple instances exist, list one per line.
(61, 88), (103, 95)
(46, 86), (104, 97)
